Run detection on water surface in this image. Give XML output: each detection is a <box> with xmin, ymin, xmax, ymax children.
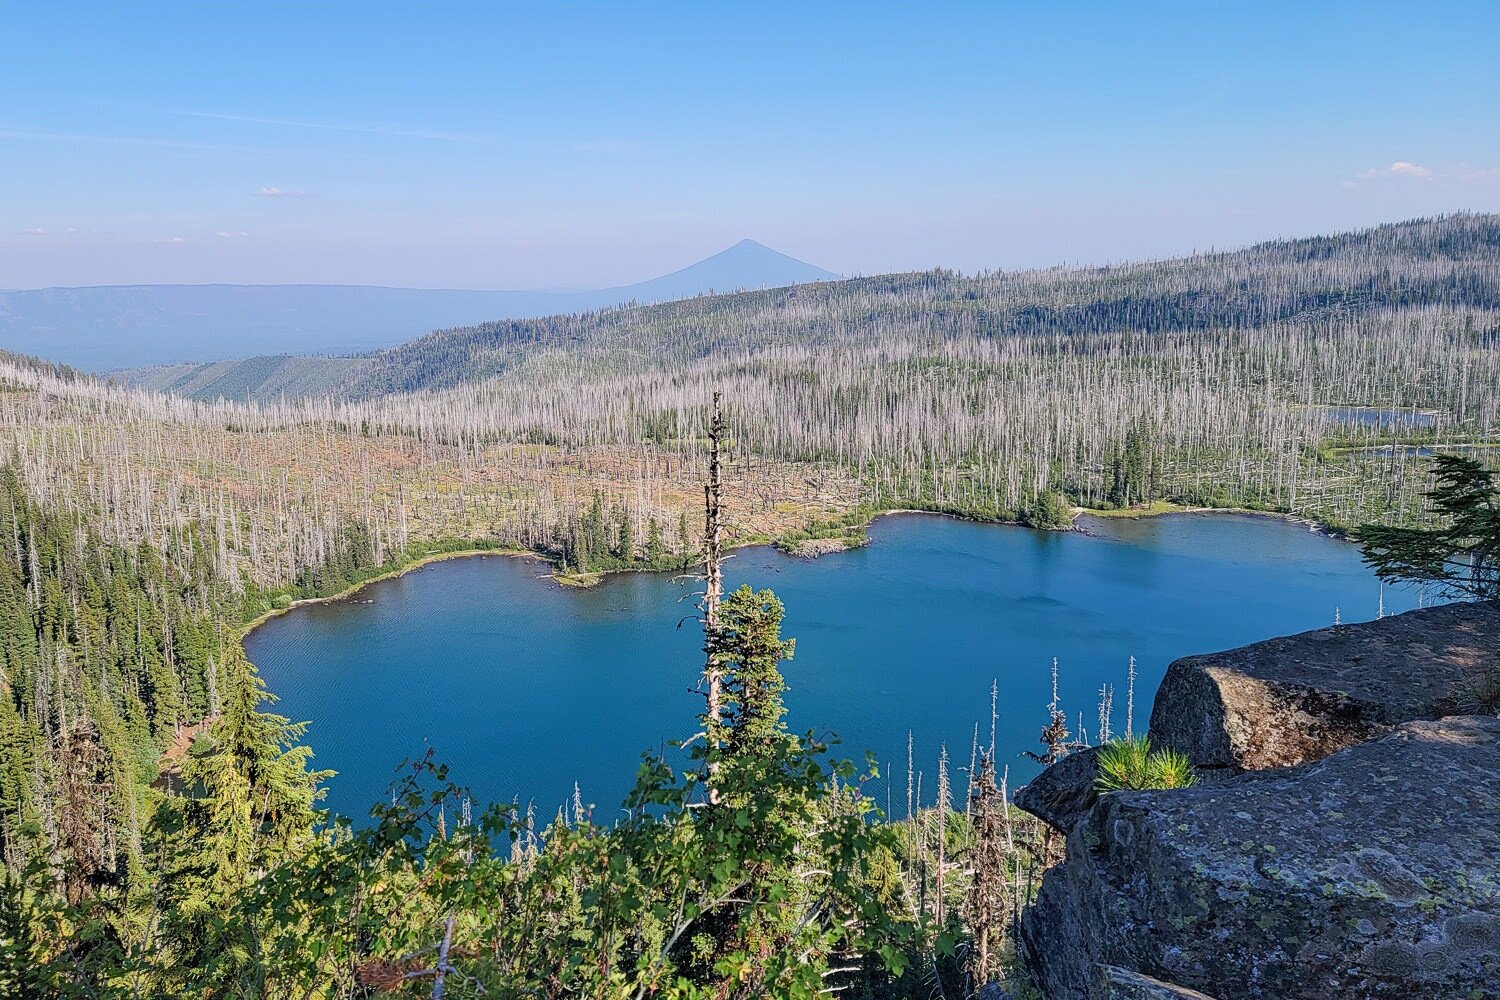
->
<box><xmin>1318</xmin><ymin>405</ymin><xmax>1438</xmax><ymax>428</ymax></box>
<box><xmin>248</xmin><ymin>513</ymin><xmax>1416</xmax><ymax>819</ymax></box>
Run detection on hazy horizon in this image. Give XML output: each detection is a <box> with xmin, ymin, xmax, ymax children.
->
<box><xmin>5</xmin><ymin>2</ymin><xmax>1497</xmax><ymax>291</ymax></box>
<box><xmin>0</xmin><ymin>237</ymin><xmax>831</xmax><ymax>294</ymax></box>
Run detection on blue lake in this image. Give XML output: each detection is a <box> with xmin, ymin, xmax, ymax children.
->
<box><xmin>1318</xmin><ymin>405</ymin><xmax>1438</xmax><ymax>428</ymax></box>
<box><xmin>247</xmin><ymin>513</ymin><xmax>1418</xmax><ymax>819</ymax></box>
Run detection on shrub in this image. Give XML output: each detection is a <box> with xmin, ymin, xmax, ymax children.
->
<box><xmin>1095</xmin><ymin>736</ymin><xmax>1198</xmax><ymax>792</ymax></box>
<box><xmin>1458</xmin><ymin>667</ymin><xmax>1500</xmax><ymax>716</ymax></box>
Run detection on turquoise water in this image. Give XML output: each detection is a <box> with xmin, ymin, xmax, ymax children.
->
<box><xmin>247</xmin><ymin>513</ymin><xmax>1416</xmax><ymax>819</ymax></box>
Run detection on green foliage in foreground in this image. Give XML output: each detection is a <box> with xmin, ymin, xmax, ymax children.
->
<box><xmin>5</xmin><ymin>584</ymin><xmax>947</xmax><ymax>998</ymax></box>
<box><xmin>1094</xmin><ymin>736</ymin><xmax>1198</xmax><ymax>793</ymax></box>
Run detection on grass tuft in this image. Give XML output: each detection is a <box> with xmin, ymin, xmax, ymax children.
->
<box><xmin>1095</xmin><ymin>736</ymin><xmax>1199</xmax><ymax>792</ymax></box>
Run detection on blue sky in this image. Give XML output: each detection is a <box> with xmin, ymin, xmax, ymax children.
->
<box><xmin>3</xmin><ymin>1</ymin><xmax>1497</xmax><ymax>289</ymax></box>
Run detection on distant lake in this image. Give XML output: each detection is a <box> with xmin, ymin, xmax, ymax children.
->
<box><xmin>247</xmin><ymin>513</ymin><xmax>1418</xmax><ymax>820</ymax></box>
<box><xmin>1318</xmin><ymin>405</ymin><xmax>1438</xmax><ymax>428</ymax></box>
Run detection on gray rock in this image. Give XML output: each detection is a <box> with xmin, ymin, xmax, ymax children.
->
<box><xmin>1015</xmin><ymin>746</ymin><xmax>1103</xmax><ymax>834</ymax></box>
<box><xmin>1094</xmin><ymin>966</ymin><xmax>1219</xmax><ymax>999</ymax></box>
<box><xmin>1149</xmin><ymin>601</ymin><xmax>1500</xmax><ymax>772</ymax></box>
<box><xmin>1019</xmin><ymin>716</ymin><xmax>1500</xmax><ymax>999</ymax></box>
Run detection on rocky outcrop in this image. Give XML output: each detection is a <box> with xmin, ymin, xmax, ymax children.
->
<box><xmin>1014</xmin><ymin>746</ymin><xmax>1104</xmax><ymax>834</ymax></box>
<box><xmin>1020</xmin><ymin>716</ymin><xmax>1500</xmax><ymax>999</ymax></box>
<box><xmin>1017</xmin><ymin>603</ymin><xmax>1500</xmax><ymax>838</ymax></box>
<box><xmin>1149</xmin><ymin>601</ymin><xmax>1500</xmax><ymax>772</ymax></box>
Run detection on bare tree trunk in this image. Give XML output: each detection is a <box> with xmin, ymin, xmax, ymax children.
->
<box><xmin>430</xmin><ymin>914</ymin><xmax>455</xmax><ymax>999</ymax></box>
<box><xmin>703</xmin><ymin>391</ymin><xmax>726</xmax><ymax>802</ymax></box>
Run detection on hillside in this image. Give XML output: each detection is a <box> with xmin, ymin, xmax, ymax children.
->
<box><xmin>114</xmin><ymin>214</ymin><xmax>1500</xmax><ymax>405</ymax></box>
<box><xmin>79</xmin><ymin>214</ymin><xmax>1500</xmax><ymax>538</ymax></box>
<box><xmin>1</xmin><ymin>239</ymin><xmax>835</xmax><ymax>372</ymax></box>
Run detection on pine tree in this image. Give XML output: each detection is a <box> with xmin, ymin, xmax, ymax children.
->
<box><xmin>614</xmin><ymin>510</ymin><xmax>634</xmax><ymax>564</ymax></box>
<box><xmin>1360</xmin><ymin>454</ymin><xmax>1500</xmax><ymax>599</ymax></box>
<box><xmin>0</xmin><ymin>869</ymin><xmax>53</xmax><ymax>999</ymax></box>
<box><xmin>677</xmin><ymin>511</ymin><xmax>692</xmax><ymax>569</ymax></box>
<box><xmin>645</xmin><ymin>516</ymin><xmax>664</xmax><ymax>565</ymax></box>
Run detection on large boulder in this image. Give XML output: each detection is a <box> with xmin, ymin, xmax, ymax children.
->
<box><xmin>1149</xmin><ymin>601</ymin><xmax>1500</xmax><ymax>772</ymax></box>
<box><xmin>1014</xmin><ymin>746</ymin><xmax>1104</xmax><ymax>834</ymax></box>
<box><xmin>1019</xmin><ymin>716</ymin><xmax>1500</xmax><ymax>999</ymax></box>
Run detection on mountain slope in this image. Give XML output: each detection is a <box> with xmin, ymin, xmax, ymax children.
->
<box><xmin>304</xmin><ymin>214</ymin><xmax>1500</xmax><ymax>402</ymax></box>
<box><xmin>0</xmin><ymin>241</ymin><xmax>835</xmax><ymax>372</ymax></box>
<box><xmin>117</xmin><ymin>214</ymin><xmax>1500</xmax><ymax>404</ymax></box>
<box><xmin>614</xmin><ymin>239</ymin><xmax>835</xmax><ymax>302</ymax></box>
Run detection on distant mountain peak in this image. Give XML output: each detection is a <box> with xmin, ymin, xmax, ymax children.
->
<box><xmin>627</xmin><ymin>240</ymin><xmax>836</xmax><ymax>298</ymax></box>
<box><xmin>716</xmin><ymin>237</ymin><xmax>814</xmax><ymax>259</ymax></box>
<box><xmin>0</xmin><ymin>239</ymin><xmax>840</xmax><ymax>371</ymax></box>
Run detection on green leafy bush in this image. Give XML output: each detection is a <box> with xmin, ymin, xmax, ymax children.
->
<box><xmin>1019</xmin><ymin>490</ymin><xmax>1075</xmax><ymax>530</ymax></box>
<box><xmin>1094</xmin><ymin>736</ymin><xmax>1198</xmax><ymax>792</ymax></box>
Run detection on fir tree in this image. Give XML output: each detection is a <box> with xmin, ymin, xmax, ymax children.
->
<box><xmin>152</xmin><ymin>644</ymin><xmax>326</xmax><ymax>992</ymax></box>
<box><xmin>710</xmin><ymin>585</ymin><xmax>796</xmax><ymax>762</ymax></box>
<box><xmin>1359</xmin><ymin>454</ymin><xmax>1500</xmax><ymax>599</ymax></box>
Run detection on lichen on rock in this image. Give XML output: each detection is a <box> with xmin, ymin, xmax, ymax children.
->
<box><xmin>1019</xmin><ymin>715</ymin><xmax>1500</xmax><ymax>999</ymax></box>
<box><xmin>1148</xmin><ymin>601</ymin><xmax>1500</xmax><ymax>773</ymax></box>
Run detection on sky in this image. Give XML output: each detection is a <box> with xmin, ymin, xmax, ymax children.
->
<box><xmin>2</xmin><ymin>1</ymin><xmax>1498</xmax><ymax>290</ymax></box>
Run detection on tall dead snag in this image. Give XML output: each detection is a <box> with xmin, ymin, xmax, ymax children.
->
<box><xmin>701</xmin><ymin>391</ymin><xmax>726</xmax><ymax>799</ymax></box>
<box><xmin>966</xmin><ymin>750</ymin><xmax>1008</xmax><ymax>992</ymax></box>
<box><xmin>1024</xmin><ymin>657</ymin><xmax>1071</xmax><ymax>766</ymax></box>
<box><xmin>934</xmin><ymin>745</ymin><xmax>950</xmax><ymax>927</ymax></box>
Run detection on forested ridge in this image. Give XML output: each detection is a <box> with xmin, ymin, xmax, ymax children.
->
<box><xmin>0</xmin><ymin>214</ymin><xmax>1496</xmax><ymax>994</ymax></box>
<box><xmin>105</xmin><ymin>213</ymin><xmax>1500</xmax><ymax>534</ymax></box>
<box><xmin>345</xmin><ymin>213</ymin><xmax>1500</xmax><ymax>397</ymax></box>
<box><xmin>0</xmin><ymin>464</ymin><xmax>232</xmax><ymax>873</ymax></box>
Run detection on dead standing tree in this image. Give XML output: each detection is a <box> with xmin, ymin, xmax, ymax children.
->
<box><xmin>966</xmin><ymin>749</ymin><xmax>1009</xmax><ymax>993</ymax></box>
<box><xmin>1023</xmin><ymin>658</ymin><xmax>1073</xmax><ymax>766</ymax></box>
<box><xmin>701</xmin><ymin>391</ymin><xmax>727</xmax><ymax>802</ymax></box>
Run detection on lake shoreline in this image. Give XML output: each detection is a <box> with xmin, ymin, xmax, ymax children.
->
<box><xmin>241</xmin><ymin>504</ymin><xmax>1353</xmax><ymax>640</ymax></box>
<box><xmin>248</xmin><ymin>504</ymin><xmax>1407</xmax><ymax>820</ymax></box>
<box><xmin>1071</xmin><ymin>504</ymin><xmax>1345</xmax><ymax>538</ymax></box>
<box><xmin>239</xmin><ymin>548</ymin><xmax>541</xmax><ymax>637</ymax></box>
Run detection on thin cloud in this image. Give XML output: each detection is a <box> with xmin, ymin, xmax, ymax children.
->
<box><xmin>1358</xmin><ymin>161</ymin><xmax>1434</xmax><ymax>181</ymax></box>
<box><xmin>254</xmin><ymin>186</ymin><xmax>317</xmax><ymax>199</ymax></box>
<box><xmin>1343</xmin><ymin>160</ymin><xmax>1497</xmax><ymax>188</ymax></box>
<box><xmin>216</xmin><ymin>230</ymin><xmax>250</xmax><ymax>238</ymax></box>
<box><xmin>1455</xmin><ymin>163</ymin><xmax>1500</xmax><ymax>182</ymax></box>
<box><xmin>0</xmin><ymin>126</ymin><xmax>277</xmax><ymax>154</ymax></box>
<box><xmin>170</xmin><ymin>109</ymin><xmax>485</xmax><ymax>142</ymax></box>
<box><xmin>20</xmin><ymin>227</ymin><xmax>44</xmax><ymax>236</ymax></box>
<box><xmin>157</xmin><ymin>236</ymin><xmax>187</xmax><ymax>244</ymax></box>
